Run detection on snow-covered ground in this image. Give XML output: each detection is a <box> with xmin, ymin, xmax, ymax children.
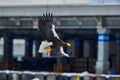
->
<box><xmin>0</xmin><ymin>70</ymin><xmax>120</xmax><ymax>80</ymax></box>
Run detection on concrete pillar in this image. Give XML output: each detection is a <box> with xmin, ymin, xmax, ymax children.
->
<box><xmin>3</xmin><ymin>35</ymin><xmax>13</xmax><ymax>69</ymax></box>
<box><xmin>116</xmin><ymin>33</ymin><xmax>120</xmax><ymax>73</ymax></box>
<box><xmin>77</xmin><ymin>39</ymin><xmax>84</xmax><ymax>58</ymax></box>
<box><xmin>35</xmin><ymin>40</ymin><xmax>41</xmax><ymax>58</ymax></box>
<box><xmin>24</xmin><ymin>38</ymin><xmax>33</xmax><ymax>60</ymax></box>
<box><xmin>33</xmin><ymin>18</ymin><xmax>38</xmax><ymax>28</ymax></box>
<box><xmin>35</xmin><ymin>40</ymin><xmax>41</xmax><ymax>53</ymax></box>
<box><xmin>56</xmin><ymin>57</ymin><xmax>69</xmax><ymax>72</ymax></box>
<box><xmin>83</xmin><ymin>40</ymin><xmax>89</xmax><ymax>58</ymax></box>
<box><xmin>56</xmin><ymin>57</ymin><xmax>62</xmax><ymax>72</ymax></box>
<box><xmin>72</xmin><ymin>39</ymin><xmax>83</xmax><ymax>57</ymax></box>
<box><xmin>88</xmin><ymin>40</ymin><xmax>97</xmax><ymax>58</ymax></box>
<box><xmin>96</xmin><ymin>28</ymin><xmax>110</xmax><ymax>74</ymax></box>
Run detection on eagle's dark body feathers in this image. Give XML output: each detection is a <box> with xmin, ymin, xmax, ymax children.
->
<box><xmin>38</xmin><ymin>13</ymin><xmax>69</xmax><ymax>57</ymax></box>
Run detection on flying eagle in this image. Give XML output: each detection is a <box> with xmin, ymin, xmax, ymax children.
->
<box><xmin>38</xmin><ymin>13</ymin><xmax>71</xmax><ymax>57</ymax></box>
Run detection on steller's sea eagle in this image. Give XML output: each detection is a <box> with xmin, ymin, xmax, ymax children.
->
<box><xmin>38</xmin><ymin>13</ymin><xmax>71</xmax><ymax>57</ymax></box>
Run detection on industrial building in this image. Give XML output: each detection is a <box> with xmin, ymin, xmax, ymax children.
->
<box><xmin>0</xmin><ymin>0</ymin><xmax>120</xmax><ymax>74</ymax></box>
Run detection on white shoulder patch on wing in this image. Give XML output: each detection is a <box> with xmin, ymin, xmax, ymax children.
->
<box><xmin>52</xmin><ymin>25</ymin><xmax>60</xmax><ymax>38</ymax></box>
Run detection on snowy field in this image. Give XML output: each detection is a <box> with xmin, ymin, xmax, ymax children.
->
<box><xmin>0</xmin><ymin>70</ymin><xmax>120</xmax><ymax>80</ymax></box>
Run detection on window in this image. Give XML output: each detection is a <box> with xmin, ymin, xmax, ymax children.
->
<box><xmin>19</xmin><ymin>20</ymin><xmax>33</xmax><ymax>27</ymax></box>
<box><xmin>105</xmin><ymin>17</ymin><xmax>120</xmax><ymax>26</ymax></box>
<box><xmin>13</xmin><ymin>39</ymin><xmax>25</xmax><ymax>57</ymax></box>
<box><xmin>81</xmin><ymin>17</ymin><xmax>97</xmax><ymax>26</ymax></box>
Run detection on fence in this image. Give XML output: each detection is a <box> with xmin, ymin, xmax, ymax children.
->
<box><xmin>0</xmin><ymin>70</ymin><xmax>120</xmax><ymax>80</ymax></box>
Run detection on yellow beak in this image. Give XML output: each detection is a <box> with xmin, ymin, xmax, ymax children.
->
<box><xmin>66</xmin><ymin>43</ymin><xmax>71</xmax><ymax>47</ymax></box>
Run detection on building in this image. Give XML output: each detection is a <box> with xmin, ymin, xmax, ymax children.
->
<box><xmin>0</xmin><ymin>0</ymin><xmax>120</xmax><ymax>73</ymax></box>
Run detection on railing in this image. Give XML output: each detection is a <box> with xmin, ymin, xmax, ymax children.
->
<box><xmin>0</xmin><ymin>70</ymin><xmax>120</xmax><ymax>80</ymax></box>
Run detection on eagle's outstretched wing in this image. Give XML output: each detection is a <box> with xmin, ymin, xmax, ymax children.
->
<box><xmin>38</xmin><ymin>13</ymin><xmax>54</xmax><ymax>40</ymax></box>
<box><xmin>38</xmin><ymin>13</ymin><xmax>71</xmax><ymax>57</ymax></box>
